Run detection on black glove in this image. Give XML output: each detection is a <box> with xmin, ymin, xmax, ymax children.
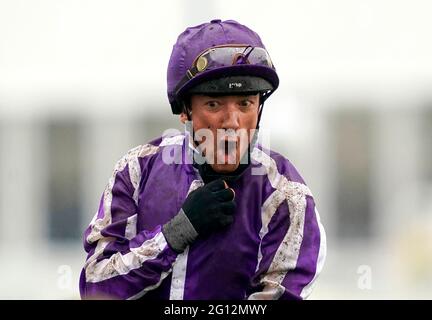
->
<box><xmin>162</xmin><ymin>179</ymin><xmax>236</xmax><ymax>253</ymax></box>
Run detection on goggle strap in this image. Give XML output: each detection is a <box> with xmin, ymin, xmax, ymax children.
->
<box><xmin>174</xmin><ymin>46</ymin><xmax>273</xmax><ymax>96</ymax></box>
<box><xmin>256</xmin><ymin>100</ymin><xmax>265</xmax><ymax>130</ymax></box>
<box><xmin>175</xmin><ymin>65</ymin><xmax>200</xmax><ymax>95</ymax></box>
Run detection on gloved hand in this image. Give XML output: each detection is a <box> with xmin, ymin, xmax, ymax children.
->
<box><xmin>162</xmin><ymin>179</ymin><xmax>236</xmax><ymax>253</ymax></box>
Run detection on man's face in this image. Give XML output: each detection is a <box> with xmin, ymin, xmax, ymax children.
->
<box><xmin>181</xmin><ymin>94</ymin><xmax>260</xmax><ymax>173</ymax></box>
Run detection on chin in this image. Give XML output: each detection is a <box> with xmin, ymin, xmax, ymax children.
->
<box><xmin>210</xmin><ymin>163</ymin><xmax>240</xmax><ymax>174</ymax></box>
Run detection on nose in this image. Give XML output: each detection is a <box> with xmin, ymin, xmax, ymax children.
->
<box><xmin>221</xmin><ymin>104</ymin><xmax>240</xmax><ymax>130</ymax></box>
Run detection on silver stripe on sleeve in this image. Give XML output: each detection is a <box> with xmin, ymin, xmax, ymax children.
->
<box><xmin>255</xmin><ymin>190</ymin><xmax>286</xmax><ymax>271</ymax></box>
<box><xmin>129</xmin><ymin>156</ymin><xmax>141</xmax><ymax>205</ymax></box>
<box><xmin>250</xmin><ymin>148</ymin><xmax>313</xmax><ymax>300</ymax></box>
<box><xmin>300</xmin><ymin>207</ymin><xmax>327</xmax><ymax>299</ymax></box>
<box><xmin>84</xmin><ymin>136</ymin><xmax>186</xmax><ymax>280</ymax></box>
<box><xmin>169</xmin><ymin>247</ymin><xmax>190</xmax><ymax>300</ymax></box>
<box><xmin>86</xmin><ymin>139</ymin><xmax>183</xmax><ymax>245</ymax></box>
<box><xmin>169</xmin><ymin>179</ymin><xmax>203</xmax><ymax>300</ymax></box>
<box><xmin>86</xmin><ymin>144</ymin><xmax>157</xmax><ymax>245</ymax></box>
<box><xmin>86</xmin><ymin>232</ymin><xmax>168</xmax><ymax>283</ymax></box>
<box><xmin>159</xmin><ymin>134</ymin><xmax>185</xmax><ymax>146</ymax></box>
<box><xmin>125</xmin><ymin>214</ymin><xmax>138</xmax><ymax>240</ymax></box>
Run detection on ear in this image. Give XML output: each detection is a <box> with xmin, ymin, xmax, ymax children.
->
<box><xmin>180</xmin><ymin>112</ymin><xmax>188</xmax><ymax>124</ymax></box>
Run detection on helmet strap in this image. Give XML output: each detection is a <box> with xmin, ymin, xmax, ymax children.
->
<box><xmin>182</xmin><ymin>101</ymin><xmax>193</xmax><ymax>121</ymax></box>
<box><xmin>256</xmin><ymin>92</ymin><xmax>267</xmax><ymax>130</ymax></box>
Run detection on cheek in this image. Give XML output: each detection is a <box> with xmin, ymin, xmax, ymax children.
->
<box><xmin>244</xmin><ymin>112</ymin><xmax>259</xmax><ymax>129</ymax></box>
<box><xmin>192</xmin><ymin>120</ymin><xmax>212</xmax><ymax>132</ymax></box>
<box><xmin>191</xmin><ymin>114</ymin><xmax>217</xmax><ymax>145</ymax></box>
<box><xmin>192</xmin><ymin>113</ymin><xmax>216</xmax><ymax>131</ymax></box>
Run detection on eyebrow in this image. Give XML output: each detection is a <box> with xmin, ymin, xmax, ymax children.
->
<box><xmin>201</xmin><ymin>94</ymin><xmax>257</xmax><ymax>99</ymax></box>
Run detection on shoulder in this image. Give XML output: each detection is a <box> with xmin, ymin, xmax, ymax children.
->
<box><xmin>252</xmin><ymin>145</ymin><xmax>306</xmax><ymax>185</ymax></box>
<box><xmin>114</xmin><ymin>134</ymin><xmax>185</xmax><ymax>171</ymax></box>
<box><xmin>126</xmin><ymin>134</ymin><xmax>185</xmax><ymax>159</ymax></box>
<box><xmin>251</xmin><ymin>145</ymin><xmax>313</xmax><ymax>200</ymax></box>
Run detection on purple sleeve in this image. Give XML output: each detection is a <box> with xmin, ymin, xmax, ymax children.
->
<box><xmin>248</xmin><ymin>189</ymin><xmax>327</xmax><ymax>300</ymax></box>
<box><xmin>79</xmin><ymin>158</ymin><xmax>178</xmax><ymax>300</ymax></box>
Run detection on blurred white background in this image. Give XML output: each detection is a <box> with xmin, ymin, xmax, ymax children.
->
<box><xmin>1</xmin><ymin>0</ymin><xmax>431</xmax><ymax>299</ymax></box>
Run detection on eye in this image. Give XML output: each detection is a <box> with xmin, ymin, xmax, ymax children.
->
<box><xmin>239</xmin><ymin>99</ymin><xmax>253</xmax><ymax>108</ymax></box>
<box><xmin>206</xmin><ymin>100</ymin><xmax>220</xmax><ymax>109</ymax></box>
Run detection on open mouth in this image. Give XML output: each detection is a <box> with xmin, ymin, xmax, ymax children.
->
<box><xmin>225</xmin><ymin>139</ymin><xmax>237</xmax><ymax>151</ymax></box>
<box><xmin>217</xmin><ymin>139</ymin><xmax>238</xmax><ymax>164</ymax></box>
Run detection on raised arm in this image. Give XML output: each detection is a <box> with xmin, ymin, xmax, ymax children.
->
<box><xmin>80</xmin><ymin>149</ymin><xmax>179</xmax><ymax>300</ymax></box>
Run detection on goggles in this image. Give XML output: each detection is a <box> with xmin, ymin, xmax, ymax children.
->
<box><xmin>174</xmin><ymin>45</ymin><xmax>274</xmax><ymax>94</ymax></box>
